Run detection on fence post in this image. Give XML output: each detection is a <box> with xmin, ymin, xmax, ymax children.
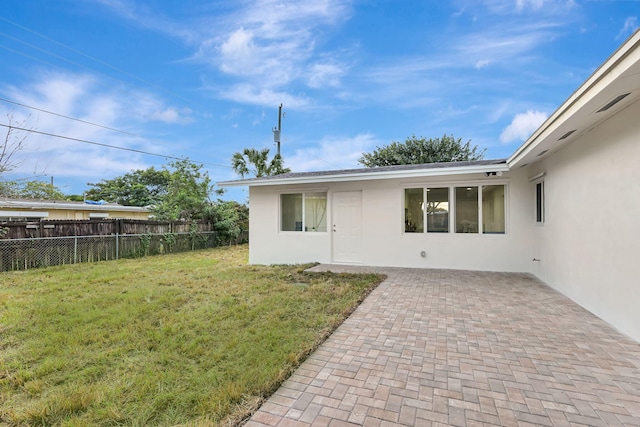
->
<box><xmin>74</xmin><ymin>236</ymin><xmax>78</xmax><ymax>264</ymax></box>
<box><xmin>115</xmin><ymin>219</ymin><xmax>122</xmax><ymax>260</ymax></box>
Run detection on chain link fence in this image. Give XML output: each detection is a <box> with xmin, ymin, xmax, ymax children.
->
<box><xmin>0</xmin><ymin>231</ymin><xmax>248</xmax><ymax>272</ymax></box>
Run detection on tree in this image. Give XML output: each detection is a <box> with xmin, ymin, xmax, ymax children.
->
<box><xmin>0</xmin><ymin>179</ymin><xmax>66</xmax><ymax>200</ymax></box>
<box><xmin>85</xmin><ymin>167</ymin><xmax>170</xmax><ymax>206</ymax></box>
<box><xmin>358</xmin><ymin>134</ymin><xmax>486</xmax><ymax>167</ymax></box>
<box><xmin>85</xmin><ymin>159</ymin><xmax>224</xmax><ymax>221</ymax></box>
<box><xmin>207</xmin><ymin>200</ymin><xmax>249</xmax><ymax>245</ymax></box>
<box><xmin>231</xmin><ymin>148</ymin><xmax>291</xmax><ymax>178</ymax></box>
<box><xmin>152</xmin><ymin>159</ymin><xmax>222</xmax><ymax>221</ymax></box>
<box><xmin>0</xmin><ymin>114</ymin><xmax>34</xmax><ymax>176</ymax></box>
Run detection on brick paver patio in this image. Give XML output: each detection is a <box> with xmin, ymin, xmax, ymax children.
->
<box><xmin>244</xmin><ymin>266</ymin><xmax>640</xmax><ymax>426</ymax></box>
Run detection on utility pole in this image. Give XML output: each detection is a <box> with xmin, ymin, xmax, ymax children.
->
<box><xmin>272</xmin><ymin>103</ymin><xmax>283</xmax><ymax>157</ymax></box>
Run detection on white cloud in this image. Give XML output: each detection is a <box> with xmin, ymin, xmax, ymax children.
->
<box><xmin>128</xmin><ymin>91</ymin><xmax>194</xmax><ymax>124</ymax></box>
<box><xmin>515</xmin><ymin>0</ymin><xmax>548</xmax><ymax>12</ymax></box>
<box><xmin>148</xmin><ymin>107</ymin><xmax>194</xmax><ymax>124</ymax></box>
<box><xmin>252</xmin><ymin>110</ymin><xmax>266</xmax><ymax>126</ymax></box>
<box><xmin>219</xmin><ymin>84</ymin><xmax>309</xmax><ymax>108</ymax></box>
<box><xmin>218</xmin><ymin>28</ymin><xmax>262</xmax><ymax>76</ymax></box>
<box><xmin>472</xmin><ymin>0</ymin><xmax>575</xmax><ymax>15</ymax></box>
<box><xmin>307</xmin><ymin>63</ymin><xmax>344</xmax><ymax>88</ymax></box>
<box><xmin>1</xmin><ymin>71</ymin><xmax>187</xmax><ymax>182</ymax></box>
<box><xmin>499</xmin><ymin>110</ymin><xmax>547</xmax><ymax>143</ymax></box>
<box><xmin>286</xmin><ymin>133</ymin><xmax>379</xmax><ymax>172</ymax></box>
<box><xmin>95</xmin><ymin>0</ymin><xmax>197</xmax><ymax>43</ymax></box>
<box><xmin>617</xmin><ymin>16</ymin><xmax>639</xmax><ymax>40</ymax></box>
<box><xmin>454</xmin><ymin>22</ymin><xmax>561</xmax><ymax>67</ymax></box>
<box><xmin>359</xmin><ymin>18</ymin><xmax>562</xmax><ymax>108</ymax></box>
<box><xmin>475</xmin><ymin>59</ymin><xmax>491</xmax><ymax>69</ymax></box>
<box><xmin>193</xmin><ymin>0</ymin><xmax>352</xmax><ymax>93</ymax></box>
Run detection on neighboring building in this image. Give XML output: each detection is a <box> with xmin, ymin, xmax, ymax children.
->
<box><xmin>0</xmin><ymin>198</ymin><xmax>150</xmax><ymax>221</ymax></box>
<box><xmin>219</xmin><ymin>30</ymin><xmax>640</xmax><ymax>341</ymax></box>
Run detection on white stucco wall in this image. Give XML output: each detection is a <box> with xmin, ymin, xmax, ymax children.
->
<box><xmin>249</xmin><ymin>186</ymin><xmax>332</xmax><ymax>265</ymax></box>
<box><xmin>529</xmin><ymin>99</ymin><xmax>640</xmax><ymax>342</ymax></box>
<box><xmin>248</xmin><ymin>170</ymin><xmax>533</xmax><ymax>272</ymax></box>
<box><xmin>247</xmin><ymin>100</ymin><xmax>640</xmax><ymax>343</ymax></box>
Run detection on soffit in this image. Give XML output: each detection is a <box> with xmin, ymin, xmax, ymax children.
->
<box><xmin>509</xmin><ymin>30</ymin><xmax>640</xmax><ymax>168</ymax></box>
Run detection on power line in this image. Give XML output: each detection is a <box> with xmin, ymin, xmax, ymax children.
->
<box><xmin>0</xmin><ymin>41</ymin><xmax>195</xmax><ymax>137</ymax></box>
<box><xmin>0</xmin><ymin>123</ymin><xmax>233</xmax><ymax>169</ymax></box>
<box><xmin>0</xmin><ymin>39</ymin><xmax>194</xmax><ymax>125</ymax></box>
<box><xmin>0</xmin><ymin>45</ymin><xmax>187</xmax><ymax>152</ymax></box>
<box><xmin>0</xmin><ymin>42</ymin><xmax>64</xmax><ymax>70</ymax></box>
<box><xmin>0</xmin><ymin>16</ymin><xmax>201</xmax><ymax>109</ymax></box>
<box><xmin>0</xmin><ymin>30</ymin><xmax>92</xmax><ymax>73</ymax></box>
<box><xmin>0</xmin><ymin>96</ymin><xmax>170</xmax><ymax>145</ymax></box>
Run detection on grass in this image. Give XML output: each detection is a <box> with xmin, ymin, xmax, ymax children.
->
<box><xmin>0</xmin><ymin>244</ymin><xmax>383</xmax><ymax>426</ymax></box>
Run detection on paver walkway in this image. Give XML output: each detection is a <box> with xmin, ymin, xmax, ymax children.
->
<box><xmin>244</xmin><ymin>266</ymin><xmax>640</xmax><ymax>426</ymax></box>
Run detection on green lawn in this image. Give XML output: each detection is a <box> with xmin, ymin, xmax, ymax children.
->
<box><xmin>0</xmin><ymin>245</ymin><xmax>383</xmax><ymax>426</ymax></box>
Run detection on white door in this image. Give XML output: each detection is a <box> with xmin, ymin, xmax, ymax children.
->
<box><xmin>332</xmin><ymin>191</ymin><xmax>363</xmax><ymax>264</ymax></box>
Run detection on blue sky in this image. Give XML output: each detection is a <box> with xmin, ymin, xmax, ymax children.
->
<box><xmin>0</xmin><ymin>0</ymin><xmax>638</xmax><ymax>202</ymax></box>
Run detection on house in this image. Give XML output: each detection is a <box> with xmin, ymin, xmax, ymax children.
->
<box><xmin>0</xmin><ymin>198</ymin><xmax>150</xmax><ymax>221</ymax></box>
<box><xmin>219</xmin><ymin>30</ymin><xmax>640</xmax><ymax>342</ymax></box>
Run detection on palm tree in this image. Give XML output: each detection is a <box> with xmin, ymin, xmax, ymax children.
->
<box><xmin>231</xmin><ymin>148</ymin><xmax>291</xmax><ymax>178</ymax></box>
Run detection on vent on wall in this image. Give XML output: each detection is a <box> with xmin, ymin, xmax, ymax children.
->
<box><xmin>597</xmin><ymin>93</ymin><xmax>630</xmax><ymax>112</ymax></box>
<box><xmin>537</xmin><ymin>150</ymin><xmax>549</xmax><ymax>157</ymax></box>
<box><xmin>558</xmin><ymin>130</ymin><xmax>576</xmax><ymax>140</ymax></box>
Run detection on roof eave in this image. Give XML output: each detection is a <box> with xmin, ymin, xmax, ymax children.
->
<box><xmin>0</xmin><ymin>200</ymin><xmax>149</xmax><ymax>212</ymax></box>
<box><xmin>218</xmin><ymin>162</ymin><xmax>510</xmax><ymax>187</ymax></box>
<box><xmin>508</xmin><ymin>28</ymin><xmax>640</xmax><ymax>168</ymax></box>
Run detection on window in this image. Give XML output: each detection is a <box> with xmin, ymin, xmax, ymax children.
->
<box><xmin>304</xmin><ymin>192</ymin><xmax>327</xmax><ymax>232</ymax></box>
<box><xmin>426</xmin><ymin>187</ymin><xmax>449</xmax><ymax>233</ymax></box>
<box><xmin>404</xmin><ymin>184</ymin><xmax>506</xmax><ymax>235</ymax></box>
<box><xmin>281</xmin><ymin>193</ymin><xmax>302</xmax><ymax>231</ymax></box>
<box><xmin>281</xmin><ymin>192</ymin><xmax>327</xmax><ymax>232</ymax></box>
<box><xmin>404</xmin><ymin>188</ymin><xmax>424</xmax><ymax>232</ymax></box>
<box><xmin>455</xmin><ymin>187</ymin><xmax>479</xmax><ymax>233</ymax></box>
<box><xmin>535</xmin><ymin>181</ymin><xmax>544</xmax><ymax>223</ymax></box>
<box><xmin>482</xmin><ymin>185</ymin><xmax>505</xmax><ymax>234</ymax></box>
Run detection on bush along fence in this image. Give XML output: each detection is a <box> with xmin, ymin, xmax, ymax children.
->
<box><xmin>0</xmin><ymin>224</ymin><xmax>248</xmax><ymax>272</ymax></box>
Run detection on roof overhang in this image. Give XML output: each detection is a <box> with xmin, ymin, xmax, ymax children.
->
<box><xmin>0</xmin><ymin>199</ymin><xmax>150</xmax><ymax>212</ymax></box>
<box><xmin>218</xmin><ymin>161</ymin><xmax>509</xmax><ymax>188</ymax></box>
<box><xmin>508</xmin><ymin>29</ymin><xmax>640</xmax><ymax>168</ymax></box>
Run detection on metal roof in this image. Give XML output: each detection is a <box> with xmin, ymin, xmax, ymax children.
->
<box><xmin>0</xmin><ymin>198</ymin><xmax>150</xmax><ymax>212</ymax></box>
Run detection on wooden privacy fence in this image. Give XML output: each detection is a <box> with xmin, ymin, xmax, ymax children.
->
<box><xmin>0</xmin><ymin>230</ymin><xmax>249</xmax><ymax>272</ymax></box>
<box><xmin>0</xmin><ymin>219</ymin><xmax>213</xmax><ymax>239</ymax></box>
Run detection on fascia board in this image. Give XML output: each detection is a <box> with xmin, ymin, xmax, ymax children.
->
<box><xmin>0</xmin><ymin>201</ymin><xmax>148</xmax><ymax>212</ymax></box>
<box><xmin>508</xmin><ymin>29</ymin><xmax>640</xmax><ymax>168</ymax></box>
<box><xmin>218</xmin><ymin>163</ymin><xmax>510</xmax><ymax>187</ymax></box>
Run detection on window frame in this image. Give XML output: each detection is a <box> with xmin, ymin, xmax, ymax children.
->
<box><xmin>455</xmin><ymin>186</ymin><xmax>479</xmax><ymax>233</ymax></box>
<box><xmin>426</xmin><ymin>187</ymin><xmax>450</xmax><ymax>233</ymax></box>
<box><xmin>279</xmin><ymin>190</ymin><xmax>328</xmax><ymax>233</ymax></box>
<box><xmin>402</xmin><ymin>181</ymin><xmax>508</xmax><ymax>236</ymax></box>
<box><xmin>535</xmin><ymin>180</ymin><xmax>545</xmax><ymax>224</ymax></box>
<box><xmin>480</xmin><ymin>184</ymin><xmax>506</xmax><ymax>234</ymax></box>
<box><xmin>404</xmin><ymin>187</ymin><xmax>425</xmax><ymax>233</ymax></box>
